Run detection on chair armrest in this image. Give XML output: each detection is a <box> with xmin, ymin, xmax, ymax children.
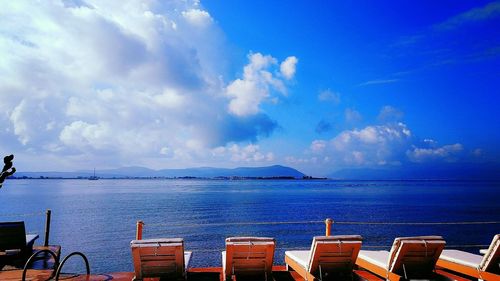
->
<box><xmin>0</xmin><ymin>249</ymin><xmax>22</xmax><ymax>256</ymax></box>
<box><xmin>26</xmin><ymin>234</ymin><xmax>39</xmax><ymax>249</ymax></box>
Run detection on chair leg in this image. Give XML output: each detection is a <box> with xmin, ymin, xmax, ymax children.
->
<box><xmin>319</xmin><ymin>264</ymin><xmax>323</xmax><ymax>281</ymax></box>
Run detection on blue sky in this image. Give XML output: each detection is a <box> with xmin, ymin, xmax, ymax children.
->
<box><xmin>0</xmin><ymin>0</ymin><xmax>499</xmax><ymax>176</ymax></box>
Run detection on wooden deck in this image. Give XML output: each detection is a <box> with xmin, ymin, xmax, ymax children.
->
<box><xmin>0</xmin><ymin>266</ymin><xmax>477</xmax><ymax>281</ymax></box>
<box><xmin>0</xmin><ymin>265</ymin><xmax>388</xmax><ymax>281</ymax></box>
<box><xmin>0</xmin><ymin>245</ymin><xmax>472</xmax><ymax>281</ymax></box>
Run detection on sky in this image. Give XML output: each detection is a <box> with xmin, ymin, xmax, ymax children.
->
<box><xmin>0</xmin><ymin>0</ymin><xmax>499</xmax><ymax>176</ymax></box>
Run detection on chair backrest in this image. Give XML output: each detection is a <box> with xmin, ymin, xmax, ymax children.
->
<box><xmin>387</xmin><ymin>236</ymin><xmax>445</xmax><ymax>278</ymax></box>
<box><xmin>479</xmin><ymin>234</ymin><xmax>500</xmax><ymax>273</ymax></box>
<box><xmin>0</xmin><ymin>221</ymin><xmax>26</xmax><ymax>252</ymax></box>
<box><xmin>224</xmin><ymin>237</ymin><xmax>275</xmax><ymax>277</ymax></box>
<box><xmin>307</xmin><ymin>235</ymin><xmax>363</xmax><ymax>275</ymax></box>
<box><xmin>130</xmin><ymin>238</ymin><xmax>185</xmax><ymax>279</ymax></box>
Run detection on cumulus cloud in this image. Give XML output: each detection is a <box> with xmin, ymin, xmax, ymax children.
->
<box><xmin>407</xmin><ymin>143</ymin><xmax>463</xmax><ymax>163</ymax></box>
<box><xmin>303</xmin><ymin>122</ymin><xmax>466</xmax><ymax>167</ymax></box>
<box><xmin>212</xmin><ymin>144</ymin><xmax>274</xmax><ymax>163</ymax></box>
<box><xmin>280</xmin><ymin>56</ymin><xmax>298</xmax><ymax>79</ymax></box>
<box><xmin>182</xmin><ymin>9</ymin><xmax>213</xmax><ymax>27</ymax></box>
<box><xmin>0</xmin><ymin>0</ymin><xmax>296</xmax><ymax>169</ymax></box>
<box><xmin>378</xmin><ymin>105</ymin><xmax>404</xmax><ymax>122</ymax></box>
<box><xmin>310</xmin><ymin>140</ymin><xmax>327</xmax><ymax>153</ymax></box>
<box><xmin>318</xmin><ymin>89</ymin><xmax>340</xmax><ymax>104</ymax></box>
<box><xmin>323</xmin><ymin>123</ymin><xmax>411</xmax><ymax>166</ymax></box>
<box><xmin>344</xmin><ymin>108</ymin><xmax>362</xmax><ymax>123</ymax></box>
<box><xmin>226</xmin><ymin>53</ymin><xmax>296</xmax><ymax>116</ymax></box>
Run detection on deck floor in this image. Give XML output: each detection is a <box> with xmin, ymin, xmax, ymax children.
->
<box><xmin>0</xmin><ymin>266</ymin><xmax>385</xmax><ymax>281</ymax></box>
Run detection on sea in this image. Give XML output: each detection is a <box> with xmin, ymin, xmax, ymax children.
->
<box><xmin>0</xmin><ymin>179</ymin><xmax>499</xmax><ymax>273</ymax></box>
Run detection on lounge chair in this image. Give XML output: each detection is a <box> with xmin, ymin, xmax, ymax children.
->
<box><xmin>222</xmin><ymin>237</ymin><xmax>275</xmax><ymax>281</ymax></box>
<box><xmin>130</xmin><ymin>238</ymin><xmax>192</xmax><ymax>281</ymax></box>
<box><xmin>0</xmin><ymin>221</ymin><xmax>39</xmax><ymax>259</ymax></box>
<box><xmin>436</xmin><ymin>234</ymin><xmax>499</xmax><ymax>281</ymax></box>
<box><xmin>356</xmin><ymin>236</ymin><xmax>446</xmax><ymax>281</ymax></box>
<box><xmin>285</xmin><ymin>235</ymin><xmax>363</xmax><ymax>281</ymax></box>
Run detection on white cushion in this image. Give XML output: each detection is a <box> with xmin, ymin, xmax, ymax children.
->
<box><xmin>222</xmin><ymin>251</ymin><xmax>226</xmax><ymax>276</ymax></box>
<box><xmin>358</xmin><ymin>250</ymin><xmax>390</xmax><ymax>269</ymax></box>
<box><xmin>184</xmin><ymin>251</ymin><xmax>192</xmax><ymax>270</ymax></box>
<box><xmin>226</xmin><ymin>237</ymin><xmax>274</xmax><ymax>243</ymax></box>
<box><xmin>313</xmin><ymin>235</ymin><xmax>363</xmax><ymax>241</ymax></box>
<box><xmin>285</xmin><ymin>250</ymin><xmax>309</xmax><ymax>269</ymax></box>
<box><xmin>130</xmin><ymin>238</ymin><xmax>183</xmax><ymax>247</ymax></box>
<box><xmin>440</xmin><ymin>249</ymin><xmax>482</xmax><ymax>268</ymax></box>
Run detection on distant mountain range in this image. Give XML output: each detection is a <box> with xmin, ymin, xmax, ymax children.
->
<box><xmin>329</xmin><ymin>162</ymin><xmax>500</xmax><ymax>180</ymax></box>
<box><xmin>12</xmin><ymin>162</ymin><xmax>500</xmax><ymax>180</ymax></box>
<box><xmin>14</xmin><ymin>165</ymin><xmax>306</xmax><ymax>179</ymax></box>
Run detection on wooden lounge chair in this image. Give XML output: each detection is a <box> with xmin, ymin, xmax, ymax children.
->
<box><xmin>222</xmin><ymin>237</ymin><xmax>275</xmax><ymax>281</ymax></box>
<box><xmin>285</xmin><ymin>235</ymin><xmax>363</xmax><ymax>281</ymax></box>
<box><xmin>130</xmin><ymin>238</ymin><xmax>192</xmax><ymax>281</ymax></box>
<box><xmin>356</xmin><ymin>236</ymin><xmax>446</xmax><ymax>281</ymax></box>
<box><xmin>436</xmin><ymin>234</ymin><xmax>499</xmax><ymax>281</ymax></box>
<box><xmin>0</xmin><ymin>221</ymin><xmax>39</xmax><ymax>264</ymax></box>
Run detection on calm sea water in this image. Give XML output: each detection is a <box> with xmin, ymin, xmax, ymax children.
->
<box><xmin>0</xmin><ymin>179</ymin><xmax>499</xmax><ymax>273</ymax></box>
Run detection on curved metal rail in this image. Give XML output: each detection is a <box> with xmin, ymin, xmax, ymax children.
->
<box><xmin>22</xmin><ymin>249</ymin><xmax>59</xmax><ymax>281</ymax></box>
<box><xmin>55</xmin><ymin>251</ymin><xmax>90</xmax><ymax>281</ymax></box>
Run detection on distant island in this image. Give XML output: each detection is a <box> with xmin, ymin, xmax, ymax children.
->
<box><xmin>328</xmin><ymin>162</ymin><xmax>500</xmax><ymax>181</ymax></box>
<box><xmin>11</xmin><ymin>165</ymin><xmax>319</xmax><ymax>180</ymax></box>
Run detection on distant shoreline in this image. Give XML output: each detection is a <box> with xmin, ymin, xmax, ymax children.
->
<box><xmin>6</xmin><ymin>176</ymin><xmax>499</xmax><ymax>182</ymax></box>
<box><xmin>8</xmin><ymin>176</ymin><xmax>326</xmax><ymax>180</ymax></box>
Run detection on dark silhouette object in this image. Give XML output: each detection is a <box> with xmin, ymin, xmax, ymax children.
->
<box><xmin>0</xmin><ymin>154</ymin><xmax>16</xmax><ymax>189</ymax></box>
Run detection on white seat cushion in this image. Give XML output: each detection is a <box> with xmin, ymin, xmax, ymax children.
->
<box><xmin>184</xmin><ymin>251</ymin><xmax>192</xmax><ymax>270</ymax></box>
<box><xmin>226</xmin><ymin>237</ymin><xmax>275</xmax><ymax>243</ymax></box>
<box><xmin>440</xmin><ymin>249</ymin><xmax>482</xmax><ymax>268</ymax></box>
<box><xmin>358</xmin><ymin>250</ymin><xmax>390</xmax><ymax>269</ymax></box>
<box><xmin>285</xmin><ymin>250</ymin><xmax>309</xmax><ymax>269</ymax></box>
<box><xmin>222</xmin><ymin>251</ymin><xmax>226</xmax><ymax>276</ymax></box>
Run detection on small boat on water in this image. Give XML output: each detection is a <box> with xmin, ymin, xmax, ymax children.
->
<box><xmin>88</xmin><ymin>168</ymin><xmax>99</xmax><ymax>180</ymax></box>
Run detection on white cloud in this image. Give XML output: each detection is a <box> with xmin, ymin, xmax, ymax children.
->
<box><xmin>344</xmin><ymin>108</ymin><xmax>362</xmax><ymax>123</ymax></box>
<box><xmin>434</xmin><ymin>2</ymin><xmax>500</xmax><ymax>30</ymax></box>
<box><xmin>285</xmin><ymin>156</ymin><xmax>319</xmax><ymax>165</ymax></box>
<box><xmin>310</xmin><ymin>140</ymin><xmax>327</xmax><ymax>153</ymax></box>
<box><xmin>303</xmin><ymin>122</ymin><xmax>467</xmax><ymax>168</ymax></box>
<box><xmin>226</xmin><ymin>53</ymin><xmax>294</xmax><ymax>116</ymax></box>
<box><xmin>0</xmin><ymin>0</ymin><xmax>296</xmax><ymax>170</ymax></box>
<box><xmin>472</xmin><ymin>148</ymin><xmax>483</xmax><ymax>157</ymax></box>
<box><xmin>358</xmin><ymin>79</ymin><xmax>399</xmax><ymax>86</ymax></box>
<box><xmin>59</xmin><ymin>121</ymin><xmax>113</xmax><ymax>150</ymax></box>
<box><xmin>407</xmin><ymin>143</ymin><xmax>463</xmax><ymax>163</ymax></box>
<box><xmin>280</xmin><ymin>56</ymin><xmax>298</xmax><ymax>79</ymax></box>
<box><xmin>212</xmin><ymin>144</ymin><xmax>274</xmax><ymax>163</ymax></box>
<box><xmin>182</xmin><ymin>9</ymin><xmax>213</xmax><ymax>27</ymax></box>
<box><xmin>322</xmin><ymin>123</ymin><xmax>411</xmax><ymax>165</ymax></box>
<box><xmin>378</xmin><ymin>105</ymin><xmax>404</xmax><ymax>122</ymax></box>
<box><xmin>318</xmin><ymin>89</ymin><xmax>340</xmax><ymax>105</ymax></box>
